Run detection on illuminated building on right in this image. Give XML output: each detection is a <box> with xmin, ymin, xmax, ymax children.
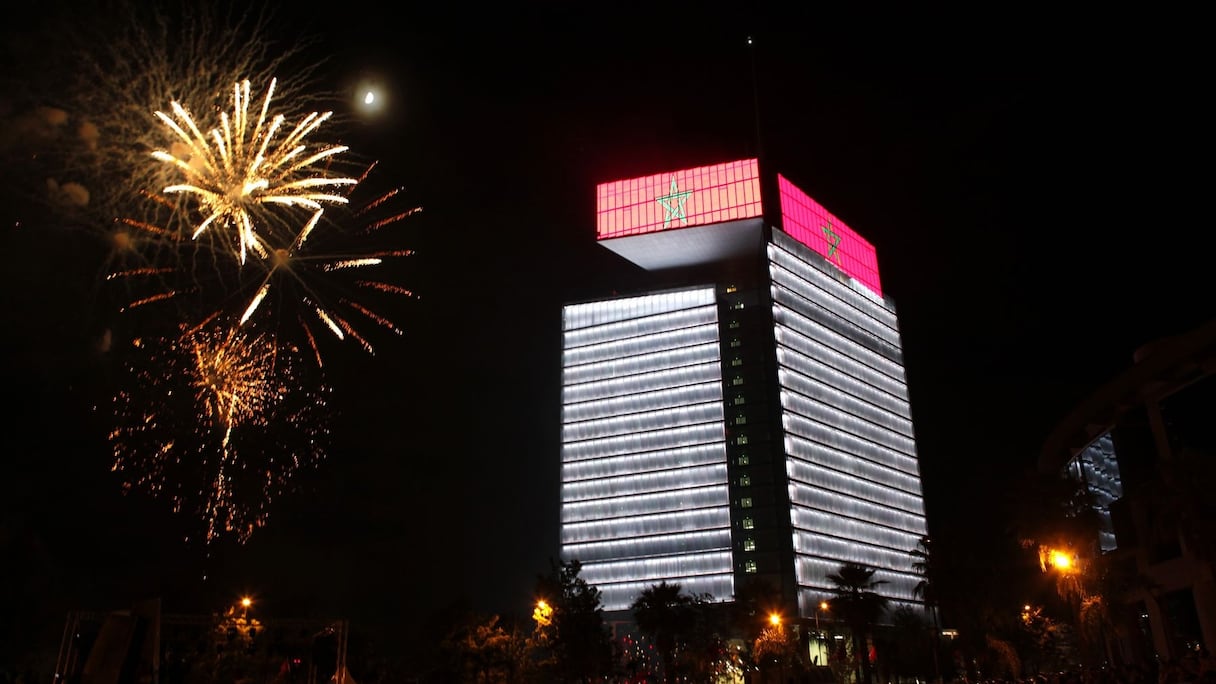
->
<box><xmin>1040</xmin><ymin>319</ymin><xmax>1216</xmax><ymax>662</ymax></box>
<box><xmin>559</xmin><ymin>159</ymin><xmax>929</xmax><ymax>623</ymax></box>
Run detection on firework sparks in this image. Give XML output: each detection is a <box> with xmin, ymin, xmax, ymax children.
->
<box><xmin>110</xmin><ymin>324</ymin><xmax>329</xmax><ymax>543</ymax></box>
<box><xmin>213</xmin><ymin>161</ymin><xmax>422</xmax><ymax>365</ymax></box>
<box><xmin>151</xmin><ymin>78</ymin><xmax>358</xmax><ymax>263</ymax></box>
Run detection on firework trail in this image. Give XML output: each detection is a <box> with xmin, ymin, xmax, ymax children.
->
<box><xmin>109</xmin><ymin>322</ymin><xmax>330</xmax><ymax>543</ymax></box>
<box><xmin>109</xmin><ymin>162</ymin><xmax>422</xmax><ymax>367</ymax></box>
<box><xmin>151</xmin><ymin>78</ymin><xmax>358</xmax><ymax>264</ymax></box>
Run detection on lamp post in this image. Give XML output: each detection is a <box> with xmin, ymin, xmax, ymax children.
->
<box><xmin>767</xmin><ymin>613</ymin><xmax>784</xmax><ymax>684</ymax></box>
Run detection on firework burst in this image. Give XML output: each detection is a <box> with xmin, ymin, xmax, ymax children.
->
<box><xmin>109</xmin><ymin>322</ymin><xmax>330</xmax><ymax>543</ymax></box>
<box><xmin>151</xmin><ymin>78</ymin><xmax>358</xmax><ymax>263</ymax></box>
<box><xmin>0</xmin><ymin>0</ymin><xmax>337</xmax><ymax>231</ymax></box>
<box><xmin>109</xmin><ymin>162</ymin><xmax>422</xmax><ymax>367</ymax></box>
<box><xmin>235</xmin><ymin>168</ymin><xmax>422</xmax><ymax>365</ymax></box>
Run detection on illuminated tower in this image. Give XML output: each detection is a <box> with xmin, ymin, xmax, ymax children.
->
<box><xmin>559</xmin><ymin>158</ymin><xmax>929</xmax><ymax>621</ymax></box>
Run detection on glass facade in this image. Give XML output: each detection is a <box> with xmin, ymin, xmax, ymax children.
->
<box><xmin>1066</xmin><ymin>432</ymin><xmax>1123</xmax><ymax>552</ymax></box>
<box><xmin>770</xmin><ymin>229</ymin><xmax>928</xmax><ymax>615</ymax></box>
<box><xmin>561</xmin><ymin>287</ymin><xmax>734</xmax><ymax>611</ymax></box>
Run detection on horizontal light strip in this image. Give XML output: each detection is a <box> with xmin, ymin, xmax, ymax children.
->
<box><xmin>787</xmin><ymin>503</ymin><xmax>919</xmax><ymax>550</ymax></box>
<box><xmin>781</xmin><ymin>392</ymin><xmax>916</xmax><ymax>454</ymax></box>
<box><xmin>786</xmin><ymin>434</ymin><xmax>923</xmax><ymax>494</ymax></box>
<box><xmin>795</xmin><ymin>557</ymin><xmax>921</xmax><ymax>603</ymax></box>
<box><xmin>565</xmin><ymin>306</ymin><xmax>719</xmax><ymax>353</ymax></box>
<box><xmin>562</xmin><ymin>444</ymin><xmax>726</xmax><ymax>482</ymax></box>
<box><xmin>564</xmin><ymin>363</ymin><xmax>722</xmax><ymax>405</ymax></box>
<box><xmin>790</xmin><ymin>505</ymin><xmax>924</xmax><ymax>552</ymax></box>
<box><xmin>564</xmin><ymin>322</ymin><xmax>720</xmax><ymax>367</ymax></box>
<box><xmin>563</xmin><ymin>465</ymin><xmax>727</xmax><ymax>502</ymax></box>
<box><xmin>770</xmin><ymin>254</ymin><xmax>899</xmax><ymax>340</ymax></box>
<box><xmin>561</xmin><ymin>506</ymin><xmax>732</xmax><ymax>544</ymax></box>
<box><xmin>564</xmin><ymin>401</ymin><xmax>724</xmax><ymax>442</ymax></box>
<box><xmin>563</xmin><ymin>342</ymin><xmax>720</xmax><ymax>386</ymax></box>
<box><xmin>793</xmin><ymin>529</ymin><xmax>926</xmax><ymax>571</ymax></box>
<box><xmin>787</xmin><ymin>457</ymin><xmax>925</xmax><ymax>515</ymax></box>
<box><xmin>772</xmin><ymin>265</ymin><xmax>900</xmax><ymax>348</ymax></box>
<box><xmin>562</xmin><ymin>484</ymin><xmax>730</xmax><ymax>521</ymax></box>
<box><xmin>783</xmin><ymin>413</ymin><xmax>920</xmax><ymax>476</ymax></box>
<box><xmin>780</xmin><ymin>370</ymin><xmax>913</xmax><ymax>436</ymax></box>
<box><xmin>777</xmin><ymin>333</ymin><xmax>907</xmax><ymax>403</ymax></box>
<box><xmin>775</xmin><ymin>306</ymin><xmax>906</xmax><ymax>386</ymax></box>
<box><xmin>770</xmin><ymin>232</ymin><xmax>899</xmax><ymax>328</ymax></box>
<box><xmin>562</xmin><ymin>423</ymin><xmax>725</xmax><ymax>462</ymax></box>
<box><xmin>564</xmin><ymin>382</ymin><xmax>722</xmax><ymax>425</ymax></box>
<box><xmin>563</xmin><ymin>529</ymin><xmax>733</xmax><ymax>563</ymax></box>
<box><xmin>786</xmin><ymin>481</ymin><xmax>925</xmax><ymax>532</ymax></box>
<box><xmin>773</xmin><ymin>286</ymin><xmax>904</xmax><ymax>368</ymax></box>
<box><xmin>563</xmin><ymin>287</ymin><xmax>717</xmax><ymax>331</ymax></box>
<box><xmin>592</xmin><ymin>575</ymin><xmax>735</xmax><ymax>612</ymax></box>
<box><xmin>576</xmin><ymin>552</ymin><xmax>735</xmax><ymax>586</ymax></box>
<box><xmin>779</xmin><ymin>362</ymin><xmax>910</xmax><ymax>420</ymax></box>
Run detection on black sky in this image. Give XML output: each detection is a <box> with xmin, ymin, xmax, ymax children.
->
<box><xmin>3</xmin><ymin>1</ymin><xmax>1210</xmax><ymax>666</ymax></box>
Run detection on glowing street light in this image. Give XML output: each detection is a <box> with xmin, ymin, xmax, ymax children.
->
<box><xmin>533</xmin><ymin>599</ymin><xmax>553</xmax><ymax>630</ymax></box>
<box><xmin>769</xmin><ymin>612</ymin><xmax>782</xmax><ymax>627</ymax></box>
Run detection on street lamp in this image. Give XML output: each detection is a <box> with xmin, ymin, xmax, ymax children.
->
<box><xmin>532</xmin><ymin>599</ymin><xmax>553</xmax><ymax>630</ymax></box>
<box><xmin>240</xmin><ymin>596</ymin><xmax>252</xmax><ymax>619</ymax></box>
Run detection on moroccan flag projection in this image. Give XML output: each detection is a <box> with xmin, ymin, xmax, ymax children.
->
<box><xmin>778</xmin><ymin>174</ymin><xmax>882</xmax><ymax>298</ymax></box>
<box><xmin>596</xmin><ymin>159</ymin><xmax>763</xmax><ymax>239</ymax></box>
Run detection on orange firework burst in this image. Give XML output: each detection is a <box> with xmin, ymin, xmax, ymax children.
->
<box><xmin>109</xmin><ymin>323</ymin><xmax>330</xmax><ymax>543</ymax></box>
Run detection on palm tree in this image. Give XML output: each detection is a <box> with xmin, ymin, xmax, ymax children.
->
<box><xmin>827</xmin><ymin>562</ymin><xmax>890</xmax><ymax>684</ymax></box>
<box><xmin>910</xmin><ymin>536</ymin><xmax>943</xmax><ymax>683</ymax></box>
<box><xmin>630</xmin><ymin>580</ymin><xmax>694</xmax><ymax>682</ymax></box>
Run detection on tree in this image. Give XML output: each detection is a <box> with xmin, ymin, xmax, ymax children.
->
<box><xmin>533</xmin><ymin>558</ymin><xmax>612</xmax><ymax>682</ymax></box>
<box><xmin>631</xmin><ymin>581</ymin><xmax>693</xmax><ymax>682</ymax></box>
<box><xmin>826</xmin><ymin>562</ymin><xmax>890</xmax><ymax>684</ymax></box>
<box><xmin>753</xmin><ymin>615</ymin><xmax>799</xmax><ymax>684</ymax></box>
<box><xmin>910</xmin><ymin>536</ymin><xmax>944</xmax><ymax>683</ymax></box>
<box><xmin>630</xmin><ymin>582</ymin><xmax>725</xmax><ymax>682</ymax></box>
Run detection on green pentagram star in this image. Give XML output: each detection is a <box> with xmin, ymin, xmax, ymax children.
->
<box><xmin>822</xmin><ymin>222</ymin><xmax>842</xmax><ymax>263</ymax></box>
<box><xmin>656</xmin><ymin>177</ymin><xmax>692</xmax><ymax>228</ymax></box>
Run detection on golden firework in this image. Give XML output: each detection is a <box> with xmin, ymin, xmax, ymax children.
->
<box><xmin>151</xmin><ymin>78</ymin><xmax>357</xmax><ymax>263</ymax></box>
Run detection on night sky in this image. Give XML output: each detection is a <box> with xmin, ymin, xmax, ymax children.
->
<box><xmin>2</xmin><ymin>1</ymin><xmax>1209</xmax><ymax>668</ymax></box>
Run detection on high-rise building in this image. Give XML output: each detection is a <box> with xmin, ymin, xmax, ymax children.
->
<box><xmin>559</xmin><ymin>158</ymin><xmax>930</xmax><ymax>622</ymax></box>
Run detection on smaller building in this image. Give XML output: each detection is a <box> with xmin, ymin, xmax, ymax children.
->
<box><xmin>1039</xmin><ymin>318</ymin><xmax>1216</xmax><ymax>664</ymax></box>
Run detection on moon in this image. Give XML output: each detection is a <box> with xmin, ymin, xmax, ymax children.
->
<box><xmin>353</xmin><ymin>76</ymin><xmax>388</xmax><ymax>117</ymax></box>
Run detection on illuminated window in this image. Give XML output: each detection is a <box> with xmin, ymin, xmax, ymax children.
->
<box><xmin>730</xmin><ymin>338</ymin><xmax>742</xmax><ymax>348</ymax></box>
<box><xmin>741</xmin><ymin>497</ymin><xmax>753</xmax><ymax>508</ymax></box>
<box><xmin>739</xmin><ymin>473</ymin><xmax>751</xmax><ymax>487</ymax></box>
<box><xmin>737</xmin><ymin>454</ymin><xmax>750</xmax><ymax>466</ymax></box>
<box><xmin>726</xmin><ymin>285</ymin><xmax>738</xmax><ymax>293</ymax></box>
<box><xmin>745</xmin><ymin>560</ymin><xmax>758</xmax><ymax>573</ymax></box>
<box><xmin>735</xmin><ymin>414</ymin><xmax>747</xmax><ymax>426</ymax></box>
<box><xmin>731</xmin><ymin>302</ymin><xmax>745</xmax><ymax>310</ymax></box>
<box><xmin>744</xmin><ymin>538</ymin><xmax>756</xmax><ymax>551</ymax></box>
<box><xmin>731</xmin><ymin>357</ymin><xmax>743</xmax><ymax>367</ymax></box>
<box><xmin>733</xmin><ymin>394</ymin><xmax>746</xmax><ymax>406</ymax></box>
<box><xmin>742</xmin><ymin>517</ymin><xmax>754</xmax><ymax>530</ymax></box>
<box><xmin>729</xmin><ymin>320</ymin><xmax>740</xmax><ymax>329</ymax></box>
<box><xmin>732</xmin><ymin>376</ymin><xmax>744</xmax><ymax>386</ymax></box>
<box><xmin>736</xmin><ymin>435</ymin><xmax>749</xmax><ymax>445</ymax></box>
